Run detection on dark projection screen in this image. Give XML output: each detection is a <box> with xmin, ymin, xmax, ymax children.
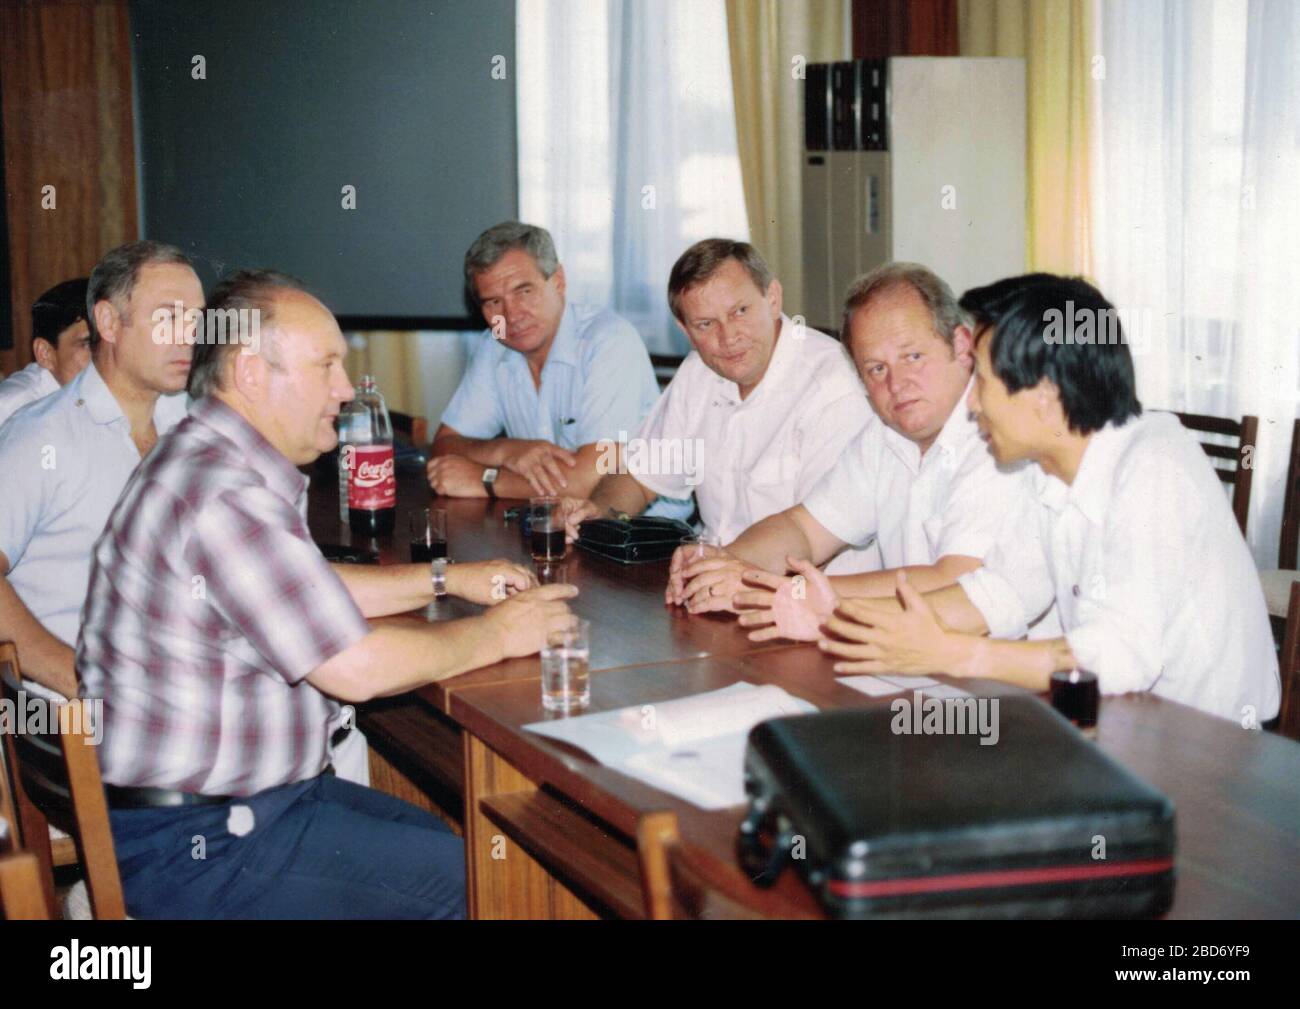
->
<box><xmin>131</xmin><ymin>0</ymin><xmax>517</xmax><ymax>327</ymax></box>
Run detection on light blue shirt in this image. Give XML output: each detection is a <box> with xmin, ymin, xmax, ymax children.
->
<box><xmin>0</xmin><ymin>362</ymin><xmax>188</xmax><ymax>650</ymax></box>
<box><xmin>443</xmin><ymin>301</ymin><xmax>694</xmax><ymax>519</ymax></box>
<box><xmin>442</xmin><ymin>302</ymin><xmax>661</xmax><ymax>451</ymax></box>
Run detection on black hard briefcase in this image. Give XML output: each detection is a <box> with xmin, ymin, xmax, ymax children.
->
<box><xmin>737</xmin><ymin>695</ymin><xmax>1176</xmax><ymax>918</ymax></box>
<box><xmin>576</xmin><ymin>517</ymin><xmax>695</xmax><ymax>564</ymax></box>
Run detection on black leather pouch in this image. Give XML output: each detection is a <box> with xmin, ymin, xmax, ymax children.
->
<box><xmin>576</xmin><ymin>517</ymin><xmax>695</xmax><ymax>564</ymax></box>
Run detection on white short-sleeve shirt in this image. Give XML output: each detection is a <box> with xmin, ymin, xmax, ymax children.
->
<box><xmin>803</xmin><ymin>381</ymin><xmax>1036</xmax><ymax>571</ymax></box>
<box><xmin>957</xmin><ymin>412</ymin><xmax>1280</xmax><ymax>723</ymax></box>
<box><xmin>0</xmin><ymin>362</ymin><xmax>188</xmax><ymax>649</ymax></box>
<box><xmin>441</xmin><ymin>301</ymin><xmax>660</xmax><ymax>451</ymax></box>
<box><xmin>0</xmin><ymin>362</ymin><xmax>60</xmax><ymax>430</ymax></box>
<box><xmin>631</xmin><ymin>316</ymin><xmax>878</xmax><ymax>573</ymax></box>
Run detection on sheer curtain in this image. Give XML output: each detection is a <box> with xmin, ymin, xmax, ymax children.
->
<box><xmin>517</xmin><ymin>0</ymin><xmax>750</xmax><ymax>355</ymax></box>
<box><xmin>726</xmin><ymin>0</ymin><xmax>848</xmax><ymax>312</ymax></box>
<box><xmin>1091</xmin><ymin>0</ymin><xmax>1300</xmax><ymax>567</ymax></box>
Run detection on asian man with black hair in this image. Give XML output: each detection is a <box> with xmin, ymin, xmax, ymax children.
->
<box><xmin>823</xmin><ymin>273</ymin><xmax>1280</xmax><ymax>725</ymax></box>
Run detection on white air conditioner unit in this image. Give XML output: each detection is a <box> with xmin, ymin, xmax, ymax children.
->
<box><xmin>802</xmin><ymin>57</ymin><xmax>1027</xmax><ymax>331</ymax></box>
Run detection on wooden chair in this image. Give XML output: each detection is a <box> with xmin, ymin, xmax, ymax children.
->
<box><xmin>1277</xmin><ymin>581</ymin><xmax>1300</xmax><ymax>742</ymax></box>
<box><xmin>1171</xmin><ymin>411</ymin><xmax>1258</xmax><ymax>536</ymax></box>
<box><xmin>0</xmin><ymin>852</ymin><xmax>50</xmax><ymax>919</ymax></box>
<box><xmin>635</xmin><ymin>811</ymin><xmax>770</xmax><ymax>920</ymax></box>
<box><xmin>389</xmin><ymin>410</ymin><xmax>429</xmax><ymax>451</ymax></box>
<box><xmin>1258</xmin><ymin>419</ymin><xmax>1300</xmax><ymax>634</ymax></box>
<box><xmin>1</xmin><ymin>762</ymin><xmax>49</xmax><ymax>920</ymax></box>
<box><xmin>0</xmin><ymin>643</ymin><xmax>126</xmax><ymax>919</ymax></box>
<box><xmin>650</xmin><ymin>354</ymin><xmax>683</xmax><ymax>391</ymax></box>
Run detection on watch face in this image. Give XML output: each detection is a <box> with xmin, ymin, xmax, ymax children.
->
<box><xmin>484</xmin><ymin>468</ymin><xmax>499</xmax><ymax>482</ymax></box>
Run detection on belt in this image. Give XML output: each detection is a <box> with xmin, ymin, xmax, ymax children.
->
<box><xmin>105</xmin><ymin>784</ymin><xmax>233</xmax><ymax>809</ymax></box>
<box><xmin>105</xmin><ymin>765</ymin><xmax>336</xmax><ymax>810</ymax></box>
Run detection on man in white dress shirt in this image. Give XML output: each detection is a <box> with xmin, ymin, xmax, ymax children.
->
<box><xmin>0</xmin><ymin>278</ymin><xmax>91</xmax><ymax>429</ymax></box>
<box><xmin>823</xmin><ymin>273</ymin><xmax>1280</xmax><ymax>725</ymax></box>
<box><xmin>561</xmin><ymin>238</ymin><xmax>879</xmax><ymax>603</ymax></box>
<box><xmin>0</xmin><ymin>242</ymin><xmax>198</xmax><ymax>698</ymax></box>
<box><xmin>683</xmin><ymin>263</ymin><xmax>1039</xmax><ymax>630</ymax></box>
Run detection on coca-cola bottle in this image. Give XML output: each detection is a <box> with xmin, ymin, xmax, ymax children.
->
<box><xmin>342</xmin><ymin>375</ymin><xmax>396</xmax><ymax>537</ymax></box>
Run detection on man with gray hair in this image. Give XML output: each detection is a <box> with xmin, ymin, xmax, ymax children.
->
<box><xmin>688</xmin><ymin>262</ymin><xmax>1046</xmax><ymax>642</ymax></box>
<box><xmin>427</xmin><ymin>220</ymin><xmax>674</xmax><ymax>506</ymax></box>
<box><xmin>0</xmin><ymin>240</ymin><xmax>197</xmax><ymax>698</ymax></box>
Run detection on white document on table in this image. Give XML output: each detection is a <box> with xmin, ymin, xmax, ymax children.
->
<box><xmin>919</xmin><ymin>683</ymin><xmax>973</xmax><ymax>699</ymax></box>
<box><xmin>840</xmin><ymin>675</ymin><xmax>971</xmax><ymax>700</ymax></box>
<box><xmin>840</xmin><ymin>675</ymin><xmax>906</xmax><ymax>697</ymax></box>
<box><xmin>524</xmin><ymin>682</ymin><xmax>817</xmax><ymax>810</ymax></box>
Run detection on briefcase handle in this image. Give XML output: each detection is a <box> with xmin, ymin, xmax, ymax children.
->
<box><xmin>736</xmin><ymin>803</ymin><xmax>793</xmax><ymax>888</ymax></box>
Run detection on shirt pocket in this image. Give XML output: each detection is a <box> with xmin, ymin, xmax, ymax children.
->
<box><xmin>746</xmin><ymin>452</ymin><xmax>801</xmax><ymax>517</ymax></box>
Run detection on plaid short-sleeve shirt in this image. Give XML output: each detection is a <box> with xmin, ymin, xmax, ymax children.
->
<box><xmin>77</xmin><ymin>397</ymin><xmax>371</xmax><ymax>797</ymax></box>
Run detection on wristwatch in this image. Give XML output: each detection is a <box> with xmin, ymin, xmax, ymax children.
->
<box><xmin>482</xmin><ymin>467</ymin><xmax>499</xmax><ymax>499</ymax></box>
<box><xmin>431</xmin><ymin>557</ymin><xmax>448</xmax><ymax>598</ymax></box>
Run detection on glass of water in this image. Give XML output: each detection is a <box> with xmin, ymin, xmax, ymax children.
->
<box><xmin>541</xmin><ymin>619</ymin><xmax>590</xmax><ymax>713</ymax></box>
<box><xmin>681</xmin><ymin>532</ymin><xmax>722</xmax><ymax>560</ymax></box>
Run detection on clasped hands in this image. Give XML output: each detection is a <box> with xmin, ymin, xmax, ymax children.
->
<box><xmin>669</xmin><ymin>549</ymin><xmax>965</xmax><ymax>677</ymax></box>
<box><xmin>427</xmin><ymin>440</ymin><xmax>578</xmax><ymax>497</ymax></box>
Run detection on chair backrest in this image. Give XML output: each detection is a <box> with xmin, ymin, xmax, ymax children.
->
<box><xmin>0</xmin><ymin>734</ymin><xmax>49</xmax><ymax>919</ymax></box>
<box><xmin>0</xmin><ymin>643</ymin><xmax>126</xmax><ymax>919</ymax></box>
<box><xmin>1171</xmin><ymin>411</ymin><xmax>1258</xmax><ymax>536</ymax></box>
<box><xmin>1278</xmin><ymin>419</ymin><xmax>1300</xmax><ymax>570</ymax></box>
<box><xmin>0</xmin><ymin>852</ymin><xmax>50</xmax><ymax>920</ymax></box>
<box><xmin>649</xmin><ymin>354</ymin><xmax>682</xmax><ymax>391</ymax></box>
<box><xmin>389</xmin><ymin>410</ymin><xmax>429</xmax><ymax>450</ymax></box>
<box><xmin>636</xmin><ymin>811</ymin><xmax>768</xmax><ymax>920</ymax></box>
<box><xmin>1278</xmin><ymin>581</ymin><xmax>1300</xmax><ymax>742</ymax></box>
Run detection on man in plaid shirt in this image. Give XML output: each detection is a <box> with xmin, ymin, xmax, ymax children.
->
<box><xmin>78</xmin><ymin>269</ymin><xmax>577</xmax><ymax>919</ymax></box>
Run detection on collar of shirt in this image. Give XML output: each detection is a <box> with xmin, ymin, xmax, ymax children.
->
<box><xmin>543</xmin><ymin>300</ymin><xmax>581</xmax><ymax>370</ymax></box>
<box><xmin>76</xmin><ymin>361</ymin><xmax>130</xmax><ymax>427</ymax></box>
<box><xmin>880</xmin><ymin>376</ymin><xmax>978</xmax><ymax>475</ymax></box>
<box><xmin>28</xmin><ymin>362</ymin><xmax>59</xmax><ymax>398</ymax></box>
<box><xmin>188</xmin><ymin>396</ymin><xmax>309</xmax><ymax>508</ymax></box>
<box><xmin>1032</xmin><ymin>417</ymin><xmax>1143</xmax><ymax>523</ymax></box>
<box><xmin>706</xmin><ymin>313</ymin><xmax>800</xmax><ymax>408</ymax></box>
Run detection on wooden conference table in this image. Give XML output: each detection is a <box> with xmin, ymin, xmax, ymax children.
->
<box><xmin>308</xmin><ymin>467</ymin><xmax>1300</xmax><ymax>919</ymax></box>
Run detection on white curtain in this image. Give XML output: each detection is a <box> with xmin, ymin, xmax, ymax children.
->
<box><xmin>1091</xmin><ymin>0</ymin><xmax>1300</xmax><ymax>567</ymax></box>
<box><xmin>517</xmin><ymin>0</ymin><xmax>750</xmax><ymax>355</ymax></box>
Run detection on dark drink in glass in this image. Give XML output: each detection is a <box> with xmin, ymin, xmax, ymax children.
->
<box><xmin>1050</xmin><ymin>669</ymin><xmax>1099</xmax><ymax>736</ymax></box>
<box><xmin>409</xmin><ymin>508</ymin><xmax>448</xmax><ymax>565</ymax></box>
<box><xmin>410</xmin><ymin>538</ymin><xmax>448</xmax><ymax>564</ymax></box>
<box><xmin>531</xmin><ymin>527</ymin><xmax>566</xmax><ymax>562</ymax></box>
<box><xmin>529</xmin><ymin>496</ymin><xmax>566</xmax><ymax>562</ymax></box>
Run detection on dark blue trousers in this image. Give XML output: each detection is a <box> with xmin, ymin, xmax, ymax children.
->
<box><xmin>108</xmin><ymin>773</ymin><xmax>465</xmax><ymax>919</ymax></box>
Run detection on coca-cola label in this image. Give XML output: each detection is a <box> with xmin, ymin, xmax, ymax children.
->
<box><xmin>347</xmin><ymin>444</ymin><xmax>395</xmax><ymax>510</ymax></box>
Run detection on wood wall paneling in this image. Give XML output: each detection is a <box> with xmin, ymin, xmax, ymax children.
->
<box><xmin>0</xmin><ymin>0</ymin><xmax>138</xmax><ymax>376</ymax></box>
<box><xmin>853</xmin><ymin>0</ymin><xmax>960</xmax><ymax>58</ymax></box>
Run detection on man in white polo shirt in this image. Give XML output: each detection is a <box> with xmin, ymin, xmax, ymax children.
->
<box><xmin>0</xmin><ymin>278</ymin><xmax>91</xmax><ymax>429</ymax></box>
<box><xmin>562</xmin><ymin>238</ymin><xmax>879</xmax><ymax>601</ymax></box>
<box><xmin>822</xmin><ymin>274</ymin><xmax>1279</xmax><ymax>724</ymax></box>
<box><xmin>0</xmin><ymin>242</ymin><xmax>197</xmax><ymax>698</ymax></box>
<box><xmin>677</xmin><ymin>262</ymin><xmax>1038</xmax><ymax>630</ymax></box>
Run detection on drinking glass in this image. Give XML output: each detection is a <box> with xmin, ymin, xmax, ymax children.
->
<box><xmin>541</xmin><ymin>619</ymin><xmax>590</xmax><ymax>712</ymax></box>
<box><xmin>529</xmin><ymin>497</ymin><xmax>566</xmax><ymax>562</ymax></box>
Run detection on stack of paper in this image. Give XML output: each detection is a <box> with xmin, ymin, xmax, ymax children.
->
<box><xmin>524</xmin><ymin>682</ymin><xmax>817</xmax><ymax>809</ymax></box>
